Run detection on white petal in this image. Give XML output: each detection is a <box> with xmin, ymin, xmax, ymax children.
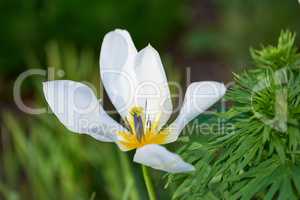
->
<box><xmin>133</xmin><ymin>144</ymin><xmax>195</xmax><ymax>173</ymax></box>
<box><xmin>133</xmin><ymin>45</ymin><xmax>172</xmax><ymax>129</ymax></box>
<box><xmin>100</xmin><ymin>29</ymin><xmax>138</xmax><ymax>118</ymax></box>
<box><xmin>43</xmin><ymin>80</ymin><xmax>126</xmax><ymax>142</ymax></box>
<box><xmin>166</xmin><ymin>81</ymin><xmax>226</xmax><ymax>143</ymax></box>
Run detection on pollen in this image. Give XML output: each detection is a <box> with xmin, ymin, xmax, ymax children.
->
<box><xmin>117</xmin><ymin>106</ymin><xmax>169</xmax><ymax>151</ymax></box>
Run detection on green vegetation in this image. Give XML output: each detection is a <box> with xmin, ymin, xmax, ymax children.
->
<box><xmin>167</xmin><ymin>31</ymin><xmax>300</xmax><ymax>199</ymax></box>
<box><xmin>0</xmin><ymin>0</ymin><xmax>184</xmax><ymax>74</ymax></box>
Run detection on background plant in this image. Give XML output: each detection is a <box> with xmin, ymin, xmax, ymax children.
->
<box><xmin>167</xmin><ymin>31</ymin><xmax>300</xmax><ymax>200</ymax></box>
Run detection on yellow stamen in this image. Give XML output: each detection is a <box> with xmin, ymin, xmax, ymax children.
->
<box><xmin>117</xmin><ymin>129</ymin><xmax>169</xmax><ymax>151</ymax></box>
<box><xmin>117</xmin><ymin>107</ymin><xmax>169</xmax><ymax>151</ymax></box>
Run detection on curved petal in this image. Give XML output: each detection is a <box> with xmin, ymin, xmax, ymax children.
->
<box><xmin>133</xmin><ymin>144</ymin><xmax>194</xmax><ymax>173</ymax></box>
<box><xmin>165</xmin><ymin>81</ymin><xmax>226</xmax><ymax>143</ymax></box>
<box><xmin>43</xmin><ymin>80</ymin><xmax>126</xmax><ymax>142</ymax></box>
<box><xmin>100</xmin><ymin>29</ymin><xmax>138</xmax><ymax>118</ymax></box>
<box><xmin>133</xmin><ymin>45</ymin><xmax>173</xmax><ymax>130</ymax></box>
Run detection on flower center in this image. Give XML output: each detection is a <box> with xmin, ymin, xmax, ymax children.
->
<box><xmin>117</xmin><ymin>106</ymin><xmax>168</xmax><ymax>151</ymax></box>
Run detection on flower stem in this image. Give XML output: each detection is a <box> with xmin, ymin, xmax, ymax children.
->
<box><xmin>142</xmin><ymin>165</ymin><xmax>157</xmax><ymax>200</ymax></box>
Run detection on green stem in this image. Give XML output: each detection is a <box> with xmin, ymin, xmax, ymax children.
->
<box><xmin>142</xmin><ymin>165</ymin><xmax>157</xmax><ymax>200</ymax></box>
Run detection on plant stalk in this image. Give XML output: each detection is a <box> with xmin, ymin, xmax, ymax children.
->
<box><xmin>142</xmin><ymin>165</ymin><xmax>157</xmax><ymax>200</ymax></box>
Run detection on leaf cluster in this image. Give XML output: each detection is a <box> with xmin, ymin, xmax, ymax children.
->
<box><xmin>167</xmin><ymin>31</ymin><xmax>300</xmax><ymax>200</ymax></box>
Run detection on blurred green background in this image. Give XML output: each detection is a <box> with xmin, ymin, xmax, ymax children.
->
<box><xmin>0</xmin><ymin>0</ymin><xmax>300</xmax><ymax>199</ymax></box>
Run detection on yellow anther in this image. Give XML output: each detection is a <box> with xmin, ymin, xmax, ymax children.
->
<box><xmin>130</xmin><ymin>106</ymin><xmax>144</xmax><ymax>116</ymax></box>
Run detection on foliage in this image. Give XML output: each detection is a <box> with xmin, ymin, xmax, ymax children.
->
<box><xmin>167</xmin><ymin>31</ymin><xmax>300</xmax><ymax>200</ymax></box>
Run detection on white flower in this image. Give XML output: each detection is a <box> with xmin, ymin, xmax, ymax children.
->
<box><xmin>43</xmin><ymin>29</ymin><xmax>226</xmax><ymax>173</ymax></box>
